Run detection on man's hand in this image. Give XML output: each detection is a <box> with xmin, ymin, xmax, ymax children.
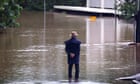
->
<box><xmin>70</xmin><ymin>53</ymin><xmax>75</xmax><ymax>58</ymax></box>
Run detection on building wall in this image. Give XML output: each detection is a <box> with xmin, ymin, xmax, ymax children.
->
<box><xmin>89</xmin><ymin>0</ymin><xmax>101</xmax><ymax>8</ymax></box>
<box><xmin>104</xmin><ymin>0</ymin><xmax>115</xmax><ymax>9</ymax></box>
<box><xmin>89</xmin><ymin>0</ymin><xmax>115</xmax><ymax>9</ymax></box>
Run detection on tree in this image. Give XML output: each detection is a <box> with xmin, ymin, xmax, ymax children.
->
<box><xmin>0</xmin><ymin>0</ymin><xmax>23</xmax><ymax>28</ymax></box>
<box><xmin>117</xmin><ymin>0</ymin><xmax>137</xmax><ymax>20</ymax></box>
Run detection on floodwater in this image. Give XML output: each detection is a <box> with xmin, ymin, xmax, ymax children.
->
<box><xmin>0</xmin><ymin>11</ymin><xmax>139</xmax><ymax>84</ymax></box>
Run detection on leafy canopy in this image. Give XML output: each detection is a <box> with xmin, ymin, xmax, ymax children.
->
<box><xmin>0</xmin><ymin>0</ymin><xmax>23</xmax><ymax>28</ymax></box>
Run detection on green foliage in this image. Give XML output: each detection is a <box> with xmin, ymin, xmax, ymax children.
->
<box><xmin>117</xmin><ymin>0</ymin><xmax>137</xmax><ymax>20</ymax></box>
<box><xmin>0</xmin><ymin>0</ymin><xmax>86</xmax><ymax>28</ymax></box>
<box><xmin>24</xmin><ymin>0</ymin><xmax>54</xmax><ymax>11</ymax></box>
<box><xmin>0</xmin><ymin>0</ymin><xmax>23</xmax><ymax>28</ymax></box>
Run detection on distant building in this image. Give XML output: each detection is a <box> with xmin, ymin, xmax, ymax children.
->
<box><xmin>54</xmin><ymin>0</ymin><xmax>119</xmax><ymax>15</ymax></box>
<box><xmin>87</xmin><ymin>0</ymin><xmax>115</xmax><ymax>9</ymax></box>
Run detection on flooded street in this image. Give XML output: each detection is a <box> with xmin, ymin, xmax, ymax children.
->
<box><xmin>0</xmin><ymin>11</ymin><xmax>139</xmax><ymax>84</ymax></box>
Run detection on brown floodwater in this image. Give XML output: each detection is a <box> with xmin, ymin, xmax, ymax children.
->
<box><xmin>0</xmin><ymin>11</ymin><xmax>139</xmax><ymax>84</ymax></box>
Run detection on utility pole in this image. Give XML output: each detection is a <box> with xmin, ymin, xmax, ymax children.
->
<box><xmin>136</xmin><ymin>0</ymin><xmax>140</xmax><ymax>43</ymax></box>
<box><xmin>137</xmin><ymin>0</ymin><xmax>140</xmax><ymax>16</ymax></box>
<box><xmin>114</xmin><ymin>0</ymin><xmax>117</xmax><ymax>43</ymax></box>
<box><xmin>86</xmin><ymin>0</ymin><xmax>90</xmax><ymax>8</ymax></box>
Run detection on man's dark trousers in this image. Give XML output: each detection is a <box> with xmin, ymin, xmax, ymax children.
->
<box><xmin>68</xmin><ymin>64</ymin><xmax>79</xmax><ymax>80</ymax></box>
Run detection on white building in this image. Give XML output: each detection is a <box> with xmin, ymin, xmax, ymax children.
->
<box><xmin>54</xmin><ymin>0</ymin><xmax>120</xmax><ymax>14</ymax></box>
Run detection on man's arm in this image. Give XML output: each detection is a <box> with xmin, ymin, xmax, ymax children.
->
<box><xmin>65</xmin><ymin>42</ymin><xmax>70</xmax><ymax>54</ymax></box>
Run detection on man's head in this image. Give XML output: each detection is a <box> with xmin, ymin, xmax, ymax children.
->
<box><xmin>70</xmin><ymin>31</ymin><xmax>78</xmax><ymax>37</ymax></box>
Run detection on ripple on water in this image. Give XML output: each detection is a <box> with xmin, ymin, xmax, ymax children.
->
<box><xmin>7</xmin><ymin>81</ymin><xmax>111</xmax><ymax>84</ymax></box>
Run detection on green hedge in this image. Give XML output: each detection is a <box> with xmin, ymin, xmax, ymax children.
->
<box><xmin>23</xmin><ymin>0</ymin><xmax>86</xmax><ymax>11</ymax></box>
<box><xmin>23</xmin><ymin>0</ymin><xmax>54</xmax><ymax>11</ymax></box>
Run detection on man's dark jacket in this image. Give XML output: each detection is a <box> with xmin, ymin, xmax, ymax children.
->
<box><xmin>64</xmin><ymin>37</ymin><xmax>81</xmax><ymax>64</ymax></box>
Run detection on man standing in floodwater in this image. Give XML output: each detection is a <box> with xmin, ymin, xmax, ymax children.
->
<box><xmin>64</xmin><ymin>31</ymin><xmax>81</xmax><ymax>82</ymax></box>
